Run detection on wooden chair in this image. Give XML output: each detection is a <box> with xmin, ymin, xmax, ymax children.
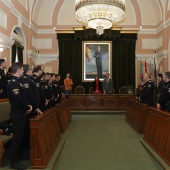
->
<box><xmin>89</xmin><ymin>87</ymin><xmax>94</xmax><ymax>94</ymax></box>
<box><xmin>60</xmin><ymin>85</ymin><xmax>65</xmax><ymax>94</ymax></box>
<box><xmin>112</xmin><ymin>88</ymin><xmax>115</xmax><ymax>94</ymax></box>
<box><xmin>119</xmin><ymin>86</ymin><xmax>128</xmax><ymax>94</ymax></box>
<box><xmin>75</xmin><ymin>86</ymin><xmax>85</xmax><ymax>94</ymax></box>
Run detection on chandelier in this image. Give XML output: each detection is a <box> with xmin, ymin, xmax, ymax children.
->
<box><xmin>75</xmin><ymin>0</ymin><xmax>126</xmax><ymax>35</ymax></box>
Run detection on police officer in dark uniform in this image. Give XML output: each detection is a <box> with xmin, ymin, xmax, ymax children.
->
<box><xmin>55</xmin><ymin>74</ymin><xmax>62</xmax><ymax>103</ymax></box>
<box><xmin>157</xmin><ymin>71</ymin><xmax>170</xmax><ymax>111</ymax></box>
<box><xmin>42</xmin><ymin>73</ymin><xmax>54</xmax><ymax>108</ymax></box>
<box><xmin>0</xmin><ymin>59</ymin><xmax>8</xmax><ymax>98</ymax></box>
<box><xmin>31</xmin><ymin>65</ymin><xmax>48</xmax><ymax>111</ymax></box>
<box><xmin>7</xmin><ymin>62</ymin><xmax>32</xmax><ymax>170</ymax></box>
<box><xmin>137</xmin><ymin>73</ymin><xmax>154</xmax><ymax>106</ymax></box>
<box><xmin>50</xmin><ymin>73</ymin><xmax>61</xmax><ymax>105</ymax></box>
<box><xmin>20</xmin><ymin>64</ymin><xmax>43</xmax><ymax>156</ymax></box>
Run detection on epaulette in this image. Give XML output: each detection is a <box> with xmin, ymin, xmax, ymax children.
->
<box><xmin>11</xmin><ymin>79</ymin><xmax>16</xmax><ymax>82</ymax></box>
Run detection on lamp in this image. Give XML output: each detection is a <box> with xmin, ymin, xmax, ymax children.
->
<box><xmin>75</xmin><ymin>0</ymin><xmax>126</xmax><ymax>35</ymax></box>
<box><xmin>0</xmin><ymin>47</ymin><xmax>3</xmax><ymax>52</ymax></box>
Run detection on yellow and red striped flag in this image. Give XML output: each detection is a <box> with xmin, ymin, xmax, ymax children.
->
<box><xmin>86</xmin><ymin>44</ymin><xmax>91</xmax><ymax>62</ymax></box>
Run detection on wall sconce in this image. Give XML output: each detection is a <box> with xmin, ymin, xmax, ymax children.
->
<box><xmin>0</xmin><ymin>47</ymin><xmax>3</xmax><ymax>52</ymax></box>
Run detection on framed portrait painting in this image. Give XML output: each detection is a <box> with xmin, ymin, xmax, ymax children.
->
<box><xmin>82</xmin><ymin>41</ymin><xmax>112</xmax><ymax>82</ymax></box>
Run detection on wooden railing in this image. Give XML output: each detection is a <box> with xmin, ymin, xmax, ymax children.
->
<box><xmin>30</xmin><ymin>107</ymin><xmax>61</xmax><ymax>169</ymax></box>
<box><xmin>68</xmin><ymin>94</ymin><xmax>136</xmax><ymax>110</ymax></box>
<box><xmin>126</xmin><ymin>99</ymin><xmax>148</xmax><ymax>134</ymax></box>
<box><xmin>56</xmin><ymin>99</ymin><xmax>71</xmax><ymax>133</ymax></box>
<box><xmin>144</xmin><ymin>107</ymin><xmax>170</xmax><ymax>166</ymax></box>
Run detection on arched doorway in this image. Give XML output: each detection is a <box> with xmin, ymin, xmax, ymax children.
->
<box><xmin>11</xmin><ymin>27</ymin><xmax>26</xmax><ymax>64</ymax></box>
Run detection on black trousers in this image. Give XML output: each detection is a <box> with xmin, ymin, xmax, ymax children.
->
<box><xmin>9</xmin><ymin>111</ymin><xmax>26</xmax><ymax>161</ymax></box>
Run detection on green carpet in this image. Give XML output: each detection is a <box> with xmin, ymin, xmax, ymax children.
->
<box><xmin>54</xmin><ymin>113</ymin><xmax>162</xmax><ymax>170</ymax></box>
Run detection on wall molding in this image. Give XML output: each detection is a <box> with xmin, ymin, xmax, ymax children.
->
<box><xmin>0</xmin><ymin>33</ymin><xmax>14</xmax><ymax>49</ymax></box>
<box><xmin>27</xmin><ymin>50</ymin><xmax>58</xmax><ymax>65</ymax></box>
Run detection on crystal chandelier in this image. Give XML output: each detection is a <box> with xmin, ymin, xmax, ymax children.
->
<box><xmin>75</xmin><ymin>0</ymin><xmax>126</xmax><ymax>35</ymax></box>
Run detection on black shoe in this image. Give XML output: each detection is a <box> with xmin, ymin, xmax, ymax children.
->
<box><xmin>10</xmin><ymin>161</ymin><xmax>27</xmax><ymax>169</ymax></box>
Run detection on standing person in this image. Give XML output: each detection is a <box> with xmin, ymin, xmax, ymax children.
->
<box><xmin>31</xmin><ymin>65</ymin><xmax>48</xmax><ymax>111</ymax></box>
<box><xmin>103</xmin><ymin>73</ymin><xmax>113</xmax><ymax>94</ymax></box>
<box><xmin>64</xmin><ymin>73</ymin><xmax>73</xmax><ymax>94</ymax></box>
<box><xmin>157</xmin><ymin>72</ymin><xmax>170</xmax><ymax>111</ymax></box>
<box><xmin>93</xmin><ymin>45</ymin><xmax>102</xmax><ymax>78</ymax></box>
<box><xmin>137</xmin><ymin>73</ymin><xmax>154</xmax><ymax>106</ymax></box>
<box><xmin>20</xmin><ymin>64</ymin><xmax>43</xmax><ymax>157</ymax></box>
<box><xmin>7</xmin><ymin>62</ymin><xmax>32</xmax><ymax>169</ymax></box>
<box><xmin>92</xmin><ymin>75</ymin><xmax>102</xmax><ymax>94</ymax></box>
<box><xmin>0</xmin><ymin>59</ymin><xmax>8</xmax><ymax>98</ymax></box>
<box><xmin>157</xmin><ymin>73</ymin><xmax>165</xmax><ymax>95</ymax></box>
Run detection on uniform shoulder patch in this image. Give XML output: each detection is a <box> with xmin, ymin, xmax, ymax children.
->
<box><xmin>148</xmin><ymin>84</ymin><xmax>151</xmax><ymax>88</ymax></box>
<box><xmin>13</xmin><ymin>89</ymin><xmax>19</xmax><ymax>95</ymax></box>
<box><xmin>11</xmin><ymin>79</ymin><xmax>16</xmax><ymax>82</ymax></box>
<box><xmin>23</xmin><ymin>83</ymin><xmax>29</xmax><ymax>88</ymax></box>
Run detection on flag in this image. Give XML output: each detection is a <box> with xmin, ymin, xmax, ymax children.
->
<box><xmin>140</xmin><ymin>60</ymin><xmax>143</xmax><ymax>78</ymax></box>
<box><xmin>154</xmin><ymin>58</ymin><xmax>157</xmax><ymax>80</ymax></box>
<box><xmin>145</xmin><ymin>59</ymin><xmax>147</xmax><ymax>73</ymax></box>
<box><xmin>86</xmin><ymin>44</ymin><xmax>91</xmax><ymax>62</ymax></box>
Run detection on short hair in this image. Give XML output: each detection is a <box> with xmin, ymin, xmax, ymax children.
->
<box><xmin>23</xmin><ymin>64</ymin><xmax>30</xmax><ymax>74</ymax></box>
<box><xmin>33</xmin><ymin>65</ymin><xmax>41</xmax><ymax>73</ymax></box>
<box><xmin>164</xmin><ymin>72</ymin><xmax>170</xmax><ymax>79</ymax></box>
<box><xmin>11</xmin><ymin>62</ymin><xmax>23</xmax><ymax>74</ymax></box>
<box><xmin>0</xmin><ymin>59</ymin><xmax>5</xmax><ymax>66</ymax></box>
<box><xmin>145</xmin><ymin>73</ymin><xmax>151</xmax><ymax>78</ymax></box>
<box><xmin>157</xmin><ymin>73</ymin><xmax>163</xmax><ymax>78</ymax></box>
<box><xmin>55</xmin><ymin>74</ymin><xmax>60</xmax><ymax>78</ymax></box>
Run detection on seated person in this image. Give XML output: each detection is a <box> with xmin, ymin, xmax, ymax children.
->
<box><xmin>92</xmin><ymin>75</ymin><xmax>102</xmax><ymax>94</ymax></box>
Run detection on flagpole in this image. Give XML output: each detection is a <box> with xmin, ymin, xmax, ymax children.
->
<box><xmin>154</xmin><ymin>57</ymin><xmax>157</xmax><ymax>104</ymax></box>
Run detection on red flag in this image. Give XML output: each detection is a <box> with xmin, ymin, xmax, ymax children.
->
<box><xmin>86</xmin><ymin>44</ymin><xmax>91</xmax><ymax>62</ymax></box>
<box><xmin>145</xmin><ymin>59</ymin><xmax>147</xmax><ymax>73</ymax></box>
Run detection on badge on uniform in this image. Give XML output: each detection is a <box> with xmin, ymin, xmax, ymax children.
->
<box><xmin>0</xmin><ymin>75</ymin><xmax>1</xmax><ymax>79</ymax></box>
<box><xmin>169</xmin><ymin>88</ymin><xmax>170</xmax><ymax>92</ymax></box>
<box><xmin>13</xmin><ymin>89</ymin><xmax>19</xmax><ymax>95</ymax></box>
<box><xmin>148</xmin><ymin>84</ymin><xmax>151</xmax><ymax>88</ymax></box>
<box><xmin>36</xmin><ymin>83</ymin><xmax>40</xmax><ymax>87</ymax></box>
<box><xmin>23</xmin><ymin>83</ymin><xmax>29</xmax><ymax>88</ymax></box>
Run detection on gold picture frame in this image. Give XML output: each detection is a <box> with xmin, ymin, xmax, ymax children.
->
<box><xmin>82</xmin><ymin>41</ymin><xmax>112</xmax><ymax>82</ymax></box>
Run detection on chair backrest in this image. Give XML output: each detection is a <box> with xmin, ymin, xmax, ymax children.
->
<box><xmin>60</xmin><ymin>85</ymin><xmax>65</xmax><ymax>94</ymax></box>
<box><xmin>75</xmin><ymin>86</ymin><xmax>85</xmax><ymax>94</ymax></box>
<box><xmin>89</xmin><ymin>87</ymin><xmax>94</xmax><ymax>94</ymax></box>
<box><xmin>119</xmin><ymin>86</ymin><xmax>128</xmax><ymax>94</ymax></box>
<box><xmin>112</xmin><ymin>88</ymin><xmax>115</xmax><ymax>94</ymax></box>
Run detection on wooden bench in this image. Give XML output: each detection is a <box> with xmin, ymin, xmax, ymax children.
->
<box><xmin>0</xmin><ymin>98</ymin><xmax>13</xmax><ymax>167</ymax></box>
<box><xmin>144</xmin><ymin>107</ymin><xmax>170</xmax><ymax>166</ymax></box>
<box><xmin>126</xmin><ymin>99</ymin><xmax>148</xmax><ymax>134</ymax></box>
<box><xmin>30</xmin><ymin>107</ymin><xmax>61</xmax><ymax>169</ymax></box>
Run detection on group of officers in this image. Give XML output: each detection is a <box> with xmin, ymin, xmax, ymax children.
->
<box><xmin>137</xmin><ymin>72</ymin><xmax>170</xmax><ymax>111</ymax></box>
<box><xmin>0</xmin><ymin>59</ymin><xmax>62</xmax><ymax>170</ymax></box>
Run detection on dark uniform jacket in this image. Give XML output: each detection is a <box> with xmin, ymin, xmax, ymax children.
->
<box><xmin>0</xmin><ymin>68</ymin><xmax>8</xmax><ymax>98</ymax></box>
<box><xmin>20</xmin><ymin>74</ymin><xmax>41</xmax><ymax>110</ymax></box>
<box><xmin>157</xmin><ymin>80</ymin><xmax>170</xmax><ymax>111</ymax></box>
<box><xmin>157</xmin><ymin>79</ymin><xmax>165</xmax><ymax>94</ymax></box>
<box><xmin>31</xmin><ymin>74</ymin><xmax>46</xmax><ymax>104</ymax></box>
<box><xmin>139</xmin><ymin>80</ymin><xmax>154</xmax><ymax>106</ymax></box>
<box><xmin>7</xmin><ymin>76</ymin><xmax>30</xmax><ymax>113</ymax></box>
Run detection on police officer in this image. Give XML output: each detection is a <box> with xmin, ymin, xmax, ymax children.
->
<box><xmin>31</xmin><ymin>65</ymin><xmax>48</xmax><ymax>111</ymax></box>
<box><xmin>0</xmin><ymin>59</ymin><xmax>8</xmax><ymax>98</ymax></box>
<box><xmin>157</xmin><ymin>71</ymin><xmax>170</xmax><ymax>111</ymax></box>
<box><xmin>20</xmin><ymin>64</ymin><xmax>43</xmax><ymax>156</ymax></box>
<box><xmin>41</xmin><ymin>73</ymin><xmax>54</xmax><ymax>108</ymax></box>
<box><xmin>137</xmin><ymin>73</ymin><xmax>154</xmax><ymax>106</ymax></box>
<box><xmin>7</xmin><ymin>62</ymin><xmax>32</xmax><ymax>169</ymax></box>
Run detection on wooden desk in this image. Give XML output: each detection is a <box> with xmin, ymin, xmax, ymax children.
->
<box><xmin>56</xmin><ymin>99</ymin><xmax>71</xmax><ymax>133</ymax></box>
<box><xmin>68</xmin><ymin>94</ymin><xmax>136</xmax><ymax>110</ymax></box>
<box><xmin>144</xmin><ymin>107</ymin><xmax>170</xmax><ymax>166</ymax></box>
<box><xmin>126</xmin><ymin>99</ymin><xmax>148</xmax><ymax>134</ymax></box>
<box><xmin>30</xmin><ymin>107</ymin><xmax>60</xmax><ymax>169</ymax></box>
